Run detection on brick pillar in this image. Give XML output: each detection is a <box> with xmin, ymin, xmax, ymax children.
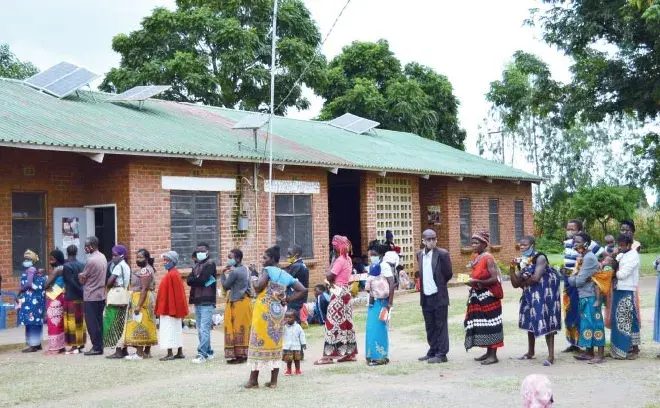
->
<box><xmin>359</xmin><ymin>172</ymin><xmax>377</xmax><ymax>252</ymax></box>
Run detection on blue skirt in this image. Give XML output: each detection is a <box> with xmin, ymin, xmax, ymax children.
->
<box><xmin>563</xmin><ymin>275</ymin><xmax>581</xmax><ymax>346</ymax></box>
<box><xmin>365</xmin><ymin>298</ymin><xmax>389</xmax><ymax>363</ymax></box>
<box><xmin>653</xmin><ymin>273</ymin><xmax>660</xmax><ymax>343</ymax></box>
<box><xmin>577</xmin><ymin>297</ymin><xmax>605</xmax><ymax>348</ymax></box>
<box><xmin>25</xmin><ymin>324</ymin><xmax>43</xmax><ymax>347</ymax></box>
<box><xmin>611</xmin><ymin>290</ymin><xmax>640</xmax><ymax>359</ymax></box>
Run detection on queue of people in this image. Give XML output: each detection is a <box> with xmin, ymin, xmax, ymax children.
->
<box><xmin>12</xmin><ymin>219</ymin><xmax>660</xmax><ymax>392</ymax></box>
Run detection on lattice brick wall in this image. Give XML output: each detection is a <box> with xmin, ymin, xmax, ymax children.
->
<box><xmin>375</xmin><ymin>177</ymin><xmax>414</xmax><ymax>270</ymax></box>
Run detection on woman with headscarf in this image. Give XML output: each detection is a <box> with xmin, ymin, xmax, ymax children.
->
<box><xmin>314</xmin><ymin>235</ymin><xmax>358</xmax><ymax>365</ymax></box>
<box><xmin>221</xmin><ymin>248</ymin><xmax>253</xmax><ymax>364</ymax></box>
<box><xmin>244</xmin><ymin>245</ymin><xmax>307</xmax><ymax>389</ymax></box>
<box><xmin>124</xmin><ymin>248</ymin><xmax>158</xmax><ymax>359</ymax></box>
<box><xmin>464</xmin><ymin>231</ymin><xmax>504</xmax><ymax>365</ymax></box>
<box><xmin>104</xmin><ymin>245</ymin><xmax>132</xmax><ymax>358</ymax></box>
<box><xmin>18</xmin><ymin>249</ymin><xmax>47</xmax><ymax>353</ymax></box>
<box><xmin>44</xmin><ymin>249</ymin><xmax>66</xmax><ymax>354</ymax></box>
<box><xmin>155</xmin><ymin>250</ymin><xmax>189</xmax><ymax>361</ymax></box>
<box><xmin>610</xmin><ymin>233</ymin><xmax>641</xmax><ymax>360</ymax></box>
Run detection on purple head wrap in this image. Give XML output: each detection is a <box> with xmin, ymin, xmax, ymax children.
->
<box><xmin>112</xmin><ymin>245</ymin><xmax>128</xmax><ymax>257</ymax></box>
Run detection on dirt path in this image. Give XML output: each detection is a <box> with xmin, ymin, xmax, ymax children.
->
<box><xmin>1</xmin><ymin>278</ymin><xmax>659</xmax><ymax>408</ymax></box>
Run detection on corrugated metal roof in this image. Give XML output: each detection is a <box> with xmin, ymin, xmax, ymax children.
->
<box><xmin>0</xmin><ymin>79</ymin><xmax>541</xmax><ymax>181</ymax></box>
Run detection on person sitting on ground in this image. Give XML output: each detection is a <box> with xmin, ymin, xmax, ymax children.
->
<box><xmin>282</xmin><ymin>310</ymin><xmax>307</xmax><ymax>376</ymax></box>
<box><xmin>396</xmin><ymin>265</ymin><xmax>412</xmax><ymax>290</ymax></box>
<box><xmin>307</xmin><ymin>284</ymin><xmax>331</xmax><ymax>326</ymax></box>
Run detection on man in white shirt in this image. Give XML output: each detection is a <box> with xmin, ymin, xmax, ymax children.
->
<box><xmin>416</xmin><ymin>229</ymin><xmax>453</xmax><ymax>364</ymax></box>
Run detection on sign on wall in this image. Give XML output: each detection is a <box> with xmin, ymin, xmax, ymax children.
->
<box><xmin>264</xmin><ymin>180</ymin><xmax>320</xmax><ymax>194</ymax></box>
<box><xmin>161</xmin><ymin>176</ymin><xmax>236</xmax><ymax>191</ymax></box>
<box><xmin>427</xmin><ymin>205</ymin><xmax>441</xmax><ymax>225</ymax></box>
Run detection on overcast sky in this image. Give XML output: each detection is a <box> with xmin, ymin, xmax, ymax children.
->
<box><xmin>0</xmin><ymin>0</ymin><xmax>572</xmax><ymax>161</ymax></box>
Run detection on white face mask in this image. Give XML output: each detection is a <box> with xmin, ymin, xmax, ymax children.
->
<box><xmin>423</xmin><ymin>238</ymin><xmax>436</xmax><ymax>249</ymax></box>
<box><xmin>566</xmin><ymin>230</ymin><xmax>577</xmax><ymax>239</ymax></box>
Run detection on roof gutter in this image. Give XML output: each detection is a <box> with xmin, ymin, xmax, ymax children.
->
<box><xmin>0</xmin><ymin>142</ymin><xmax>543</xmax><ymax>184</ymax></box>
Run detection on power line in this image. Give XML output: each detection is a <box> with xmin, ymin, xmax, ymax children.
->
<box><xmin>260</xmin><ymin>0</ymin><xmax>353</xmax><ymax>160</ymax></box>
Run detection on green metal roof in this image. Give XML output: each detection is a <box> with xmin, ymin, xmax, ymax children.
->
<box><xmin>0</xmin><ymin>78</ymin><xmax>541</xmax><ymax>182</ymax></box>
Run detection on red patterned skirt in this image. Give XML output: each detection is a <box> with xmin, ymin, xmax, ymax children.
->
<box><xmin>464</xmin><ymin>288</ymin><xmax>504</xmax><ymax>350</ymax></box>
<box><xmin>322</xmin><ymin>286</ymin><xmax>358</xmax><ymax>358</ymax></box>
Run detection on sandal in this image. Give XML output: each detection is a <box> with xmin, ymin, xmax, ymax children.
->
<box><xmin>174</xmin><ymin>354</ymin><xmax>186</xmax><ymax>359</ymax></box>
<box><xmin>518</xmin><ymin>354</ymin><xmax>535</xmax><ymax>360</ymax></box>
<box><xmin>337</xmin><ymin>355</ymin><xmax>357</xmax><ymax>363</ymax></box>
<box><xmin>574</xmin><ymin>354</ymin><xmax>592</xmax><ymax>361</ymax></box>
<box><xmin>588</xmin><ymin>358</ymin><xmax>605</xmax><ymax>364</ymax></box>
<box><xmin>314</xmin><ymin>358</ymin><xmax>334</xmax><ymax>365</ymax></box>
<box><xmin>542</xmin><ymin>360</ymin><xmax>553</xmax><ymax>367</ymax></box>
<box><xmin>243</xmin><ymin>382</ymin><xmax>259</xmax><ymax>389</ymax></box>
<box><xmin>159</xmin><ymin>355</ymin><xmax>176</xmax><ymax>361</ymax></box>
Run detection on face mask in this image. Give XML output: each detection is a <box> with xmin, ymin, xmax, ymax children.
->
<box><xmin>370</xmin><ymin>256</ymin><xmax>380</xmax><ymax>265</ymax></box>
<box><xmin>50</xmin><ymin>262</ymin><xmax>57</xmax><ymax>268</ymax></box>
<box><xmin>566</xmin><ymin>230</ymin><xmax>577</xmax><ymax>239</ymax></box>
<box><xmin>136</xmin><ymin>260</ymin><xmax>147</xmax><ymax>268</ymax></box>
<box><xmin>287</xmin><ymin>256</ymin><xmax>296</xmax><ymax>263</ymax></box>
<box><xmin>521</xmin><ymin>248</ymin><xmax>534</xmax><ymax>257</ymax></box>
<box><xmin>197</xmin><ymin>252</ymin><xmax>208</xmax><ymax>262</ymax></box>
<box><xmin>227</xmin><ymin>259</ymin><xmax>236</xmax><ymax>267</ymax></box>
<box><xmin>164</xmin><ymin>262</ymin><xmax>175</xmax><ymax>271</ymax></box>
<box><xmin>603</xmin><ymin>265</ymin><xmax>613</xmax><ymax>272</ymax></box>
<box><xmin>112</xmin><ymin>255</ymin><xmax>124</xmax><ymax>265</ymax></box>
<box><xmin>573</xmin><ymin>243</ymin><xmax>585</xmax><ymax>254</ymax></box>
<box><xmin>23</xmin><ymin>260</ymin><xmax>33</xmax><ymax>268</ymax></box>
<box><xmin>424</xmin><ymin>239</ymin><xmax>436</xmax><ymax>249</ymax></box>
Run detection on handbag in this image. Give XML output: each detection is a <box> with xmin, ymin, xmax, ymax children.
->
<box><xmin>107</xmin><ymin>264</ymin><xmax>130</xmax><ymax>306</ymax></box>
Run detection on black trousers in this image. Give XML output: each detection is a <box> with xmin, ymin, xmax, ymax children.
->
<box><xmin>84</xmin><ymin>300</ymin><xmax>106</xmax><ymax>352</ymax></box>
<box><xmin>422</xmin><ymin>299</ymin><xmax>449</xmax><ymax>358</ymax></box>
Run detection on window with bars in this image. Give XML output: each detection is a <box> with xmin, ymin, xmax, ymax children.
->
<box><xmin>170</xmin><ymin>191</ymin><xmax>219</xmax><ymax>267</ymax></box>
<box><xmin>12</xmin><ymin>192</ymin><xmax>46</xmax><ymax>275</ymax></box>
<box><xmin>275</xmin><ymin>195</ymin><xmax>313</xmax><ymax>258</ymax></box>
<box><xmin>514</xmin><ymin>200</ymin><xmax>525</xmax><ymax>242</ymax></box>
<box><xmin>489</xmin><ymin>199</ymin><xmax>500</xmax><ymax>245</ymax></box>
<box><xmin>459</xmin><ymin>198</ymin><xmax>471</xmax><ymax>247</ymax></box>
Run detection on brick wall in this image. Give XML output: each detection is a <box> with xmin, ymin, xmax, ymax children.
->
<box><xmin>419</xmin><ymin>177</ymin><xmax>534</xmax><ymax>274</ymax></box>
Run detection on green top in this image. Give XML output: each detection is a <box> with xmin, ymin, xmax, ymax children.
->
<box><xmin>0</xmin><ymin>78</ymin><xmax>540</xmax><ymax>182</ymax></box>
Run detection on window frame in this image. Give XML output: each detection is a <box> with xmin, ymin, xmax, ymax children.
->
<box><xmin>488</xmin><ymin>199</ymin><xmax>500</xmax><ymax>246</ymax></box>
<box><xmin>169</xmin><ymin>191</ymin><xmax>219</xmax><ymax>268</ymax></box>
<box><xmin>459</xmin><ymin>198</ymin><xmax>472</xmax><ymax>248</ymax></box>
<box><xmin>274</xmin><ymin>194</ymin><xmax>314</xmax><ymax>259</ymax></box>
<box><xmin>11</xmin><ymin>192</ymin><xmax>47</xmax><ymax>275</ymax></box>
<box><xmin>514</xmin><ymin>199</ymin><xmax>525</xmax><ymax>242</ymax></box>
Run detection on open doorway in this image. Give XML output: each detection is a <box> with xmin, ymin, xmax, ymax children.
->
<box><xmin>93</xmin><ymin>206</ymin><xmax>116</xmax><ymax>261</ymax></box>
<box><xmin>328</xmin><ymin>170</ymin><xmax>362</xmax><ymax>257</ymax></box>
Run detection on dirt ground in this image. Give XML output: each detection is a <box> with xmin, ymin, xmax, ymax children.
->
<box><xmin>1</xmin><ymin>278</ymin><xmax>659</xmax><ymax>408</ymax></box>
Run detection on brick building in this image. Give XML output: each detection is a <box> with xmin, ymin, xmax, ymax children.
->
<box><xmin>0</xmin><ymin>78</ymin><xmax>540</xmax><ymax>314</ymax></box>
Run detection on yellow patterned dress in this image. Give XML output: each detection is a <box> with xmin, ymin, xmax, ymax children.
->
<box><xmin>124</xmin><ymin>266</ymin><xmax>158</xmax><ymax>347</ymax></box>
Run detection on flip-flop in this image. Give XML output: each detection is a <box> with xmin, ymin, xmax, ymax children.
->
<box><xmin>337</xmin><ymin>356</ymin><xmax>357</xmax><ymax>363</ymax></box>
<box><xmin>543</xmin><ymin>360</ymin><xmax>553</xmax><ymax>367</ymax></box>
<box><xmin>159</xmin><ymin>355</ymin><xmax>176</xmax><ymax>361</ymax></box>
<box><xmin>174</xmin><ymin>354</ymin><xmax>186</xmax><ymax>359</ymax></box>
<box><xmin>243</xmin><ymin>383</ymin><xmax>259</xmax><ymax>389</ymax></box>
<box><xmin>588</xmin><ymin>358</ymin><xmax>605</xmax><ymax>364</ymax></box>
<box><xmin>313</xmin><ymin>358</ymin><xmax>334</xmax><ymax>365</ymax></box>
<box><xmin>574</xmin><ymin>354</ymin><xmax>592</xmax><ymax>361</ymax></box>
<box><xmin>518</xmin><ymin>354</ymin><xmax>535</xmax><ymax>360</ymax></box>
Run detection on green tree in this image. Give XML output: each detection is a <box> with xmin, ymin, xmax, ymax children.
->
<box><xmin>0</xmin><ymin>44</ymin><xmax>38</xmax><ymax>80</ymax></box>
<box><xmin>532</xmin><ymin>1</ymin><xmax>660</xmax><ymax>188</ymax></box>
<box><xmin>569</xmin><ymin>185</ymin><xmax>638</xmax><ymax>233</ymax></box>
<box><xmin>318</xmin><ymin>40</ymin><xmax>466</xmax><ymax>149</ymax></box>
<box><xmin>100</xmin><ymin>0</ymin><xmax>326</xmax><ymax>115</ymax></box>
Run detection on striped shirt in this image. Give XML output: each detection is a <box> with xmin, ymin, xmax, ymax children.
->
<box><xmin>563</xmin><ymin>238</ymin><xmax>604</xmax><ymax>270</ymax></box>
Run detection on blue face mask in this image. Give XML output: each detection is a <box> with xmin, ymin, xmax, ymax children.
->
<box><xmin>23</xmin><ymin>260</ymin><xmax>33</xmax><ymax>269</ymax></box>
<box><xmin>196</xmin><ymin>252</ymin><xmax>208</xmax><ymax>262</ymax></box>
<box><xmin>227</xmin><ymin>259</ymin><xmax>236</xmax><ymax>267</ymax></box>
<box><xmin>164</xmin><ymin>262</ymin><xmax>175</xmax><ymax>271</ymax></box>
<box><xmin>521</xmin><ymin>248</ymin><xmax>534</xmax><ymax>257</ymax></box>
<box><xmin>370</xmin><ymin>256</ymin><xmax>380</xmax><ymax>266</ymax></box>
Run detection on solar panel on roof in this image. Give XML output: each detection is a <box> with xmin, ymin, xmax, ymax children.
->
<box><xmin>23</xmin><ymin>62</ymin><xmax>98</xmax><ymax>98</ymax></box>
<box><xmin>43</xmin><ymin>68</ymin><xmax>98</xmax><ymax>98</ymax></box>
<box><xmin>108</xmin><ymin>85</ymin><xmax>171</xmax><ymax>102</ymax></box>
<box><xmin>24</xmin><ymin>62</ymin><xmax>78</xmax><ymax>88</ymax></box>
<box><xmin>327</xmin><ymin>112</ymin><xmax>380</xmax><ymax>134</ymax></box>
<box><xmin>232</xmin><ymin>113</ymin><xmax>270</xmax><ymax>129</ymax></box>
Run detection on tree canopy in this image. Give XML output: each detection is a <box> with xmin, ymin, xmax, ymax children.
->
<box><xmin>0</xmin><ymin>43</ymin><xmax>38</xmax><ymax>80</ymax></box>
<box><xmin>100</xmin><ymin>0</ymin><xmax>326</xmax><ymax>115</ymax></box>
<box><xmin>317</xmin><ymin>40</ymin><xmax>466</xmax><ymax>150</ymax></box>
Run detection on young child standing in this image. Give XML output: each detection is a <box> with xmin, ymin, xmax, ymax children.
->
<box><xmin>282</xmin><ymin>310</ymin><xmax>307</xmax><ymax>375</ymax></box>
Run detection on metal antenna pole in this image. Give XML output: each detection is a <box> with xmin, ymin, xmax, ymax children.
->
<box><xmin>267</xmin><ymin>0</ymin><xmax>278</xmax><ymax>246</ymax></box>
